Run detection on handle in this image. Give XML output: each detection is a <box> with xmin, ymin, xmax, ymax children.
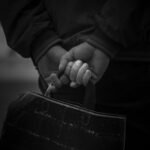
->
<box><xmin>44</xmin><ymin>71</ymin><xmax>96</xmax><ymax>110</ymax></box>
<box><xmin>84</xmin><ymin>81</ymin><xmax>96</xmax><ymax>110</ymax></box>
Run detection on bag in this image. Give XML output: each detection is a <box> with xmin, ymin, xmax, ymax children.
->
<box><xmin>0</xmin><ymin>82</ymin><xmax>126</xmax><ymax>150</ymax></box>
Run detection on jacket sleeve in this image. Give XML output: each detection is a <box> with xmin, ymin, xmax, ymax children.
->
<box><xmin>82</xmin><ymin>0</ymin><xmax>150</xmax><ymax>58</ymax></box>
<box><xmin>57</xmin><ymin>0</ymin><xmax>149</xmax><ymax>58</ymax></box>
<box><xmin>0</xmin><ymin>0</ymin><xmax>61</xmax><ymax>65</ymax></box>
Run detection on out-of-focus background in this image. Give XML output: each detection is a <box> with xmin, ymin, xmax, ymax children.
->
<box><xmin>0</xmin><ymin>24</ymin><xmax>40</xmax><ymax>136</ymax></box>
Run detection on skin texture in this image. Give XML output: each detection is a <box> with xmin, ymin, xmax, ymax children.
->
<box><xmin>38</xmin><ymin>42</ymin><xmax>110</xmax><ymax>91</ymax></box>
<box><xmin>37</xmin><ymin>45</ymin><xmax>69</xmax><ymax>87</ymax></box>
<box><xmin>59</xmin><ymin>42</ymin><xmax>110</xmax><ymax>86</ymax></box>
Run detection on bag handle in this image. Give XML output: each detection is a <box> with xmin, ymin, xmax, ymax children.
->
<box><xmin>44</xmin><ymin>71</ymin><xmax>97</xmax><ymax>110</ymax></box>
<box><xmin>83</xmin><ymin>81</ymin><xmax>96</xmax><ymax>109</ymax></box>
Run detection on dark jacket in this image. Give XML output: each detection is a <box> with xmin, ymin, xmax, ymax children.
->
<box><xmin>0</xmin><ymin>0</ymin><xmax>150</xmax><ymax>65</ymax></box>
<box><xmin>1</xmin><ymin>1</ymin><xmax>150</xmax><ymax>148</ymax></box>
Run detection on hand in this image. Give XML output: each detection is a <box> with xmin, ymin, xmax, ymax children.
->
<box><xmin>37</xmin><ymin>45</ymin><xmax>70</xmax><ymax>89</ymax></box>
<box><xmin>59</xmin><ymin>42</ymin><xmax>110</xmax><ymax>86</ymax></box>
<box><xmin>64</xmin><ymin>60</ymin><xmax>93</xmax><ymax>87</ymax></box>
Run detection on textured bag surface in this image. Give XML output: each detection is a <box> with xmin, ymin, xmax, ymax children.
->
<box><xmin>0</xmin><ymin>92</ymin><xmax>126</xmax><ymax>150</ymax></box>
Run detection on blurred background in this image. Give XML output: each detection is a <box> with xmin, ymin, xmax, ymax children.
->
<box><xmin>0</xmin><ymin>24</ymin><xmax>40</xmax><ymax>136</ymax></box>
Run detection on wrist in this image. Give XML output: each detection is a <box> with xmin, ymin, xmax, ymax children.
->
<box><xmin>37</xmin><ymin>45</ymin><xmax>67</xmax><ymax>78</ymax></box>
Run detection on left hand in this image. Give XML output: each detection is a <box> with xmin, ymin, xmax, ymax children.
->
<box><xmin>37</xmin><ymin>45</ymin><xmax>70</xmax><ymax>89</ymax></box>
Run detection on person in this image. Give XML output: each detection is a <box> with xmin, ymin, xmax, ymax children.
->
<box><xmin>0</xmin><ymin>0</ymin><xmax>150</xmax><ymax>149</ymax></box>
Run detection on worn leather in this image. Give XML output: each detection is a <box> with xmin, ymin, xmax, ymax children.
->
<box><xmin>0</xmin><ymin>92</ymin><xmax>126</xmax><ymax>150</ymax></box>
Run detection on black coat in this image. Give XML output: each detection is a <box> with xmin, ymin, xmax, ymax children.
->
<box><xmin>0</xmin><ymin>0</ymin><xmax>150</xmax><ymax>64</ymax></box>
<box><xmin>1</xmin><ymin>1</ymin><xmax>150</xmax><ymax>148</ymax></box>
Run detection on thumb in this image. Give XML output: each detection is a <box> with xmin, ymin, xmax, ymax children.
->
<box><xmin>59</xmin><ymin>50</ymin><xmax>74</xmax><ymax>72</ymax></box>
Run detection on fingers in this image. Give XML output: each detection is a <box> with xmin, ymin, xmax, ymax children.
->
<box><xmin>60</xmin><ymin>74</ymin><xmax>70</xmax><ymax>85</ymax></box>
<box><xmin>59</xmin><ymin>50</ymin><xmax>74</xmax><ymax>72</ymax></box>
<box><xmin>64</xmin><ymin>61</ymin><xmax>79</xmax><ymax>88</ymax></box>
<box><xmin>45</xmin><ymin>73</ymin><xmax>71</xmax><ymax>97</ymax></box>
<box><xmin>65</xmin><ymin>61</ymin><xmax>74</xmax><ymax>75</ymax></box>
<box><xmin>65</xmin><ymin>60</ymin><xmax>92</xmax><ymax>87</ymax></box>
<box><xmin>70</xmin><ymin>81</ymin><xmax>79</xmax><ymax>88</ymax></box>
<box><xmin>45</xmin><ymin>73</ymin><xmax>60</xmax><ymax>97</ymax></box>
<box><xmin>82</xmin><ymin>69</ymin><xmax>92</xmax><ymax>86</ymax></box>
<box><xmin>76</xmin><ymin>63</ymin><xmax>88</xmax><ymax>85</ymax></box>
<box><xmin>45</xmin><ymin>73</ymin><xmax>71</xmax><ymax>89</ymax></box>
<box><xmin>45</xmin><ymin>59</ymin><xmax>93</xmax><ymax>92</ymax></box>
<box><xmin>45</xmin><ymin>73</ymin><xmax>61</xmax><ymax>89</ymax></box>
<box><xmin>70</xmin><ymin>60</ymin><xmax>83</xmax><ymax>81</ymax></box>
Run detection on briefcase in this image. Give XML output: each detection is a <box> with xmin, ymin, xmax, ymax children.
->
<box><xmin>0</xmin><ymin>82</ymin><xmax>126</xmax><ymax>150</ymax></box>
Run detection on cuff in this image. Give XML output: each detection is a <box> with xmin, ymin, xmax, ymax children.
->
<box><xmin>85</xmin><ymin>35</ymin><xmax>117</xmax><ymax>58</ymax></box>
<box><xmin>31</xmin><ymin>35</ymin><xmax>62</xmax><ymax>66</ymax></box>
<box><xmin>77</xmin><ymin>27</ymin><xmax>122</xmax><ymax>59</ymax></box>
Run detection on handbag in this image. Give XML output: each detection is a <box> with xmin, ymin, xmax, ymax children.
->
<box><xmin>0</xmin><ymin>77</ymin><xmax>126</xmax><ymax>150</ymax></box>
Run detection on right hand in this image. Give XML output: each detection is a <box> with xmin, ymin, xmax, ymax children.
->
<box><xmin>64</xmin><ymin>60</ymin><xmax>93</xmax><ymax>87</ymax></box>
<box><xmin>59</xmin><ymin>42</ymin><xmax>110</xmax><ymax>87</ymax></box>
